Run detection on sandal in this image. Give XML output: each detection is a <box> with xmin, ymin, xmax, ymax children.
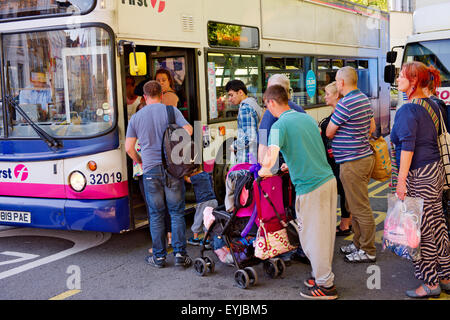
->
<box><xmin>340</xmin><ymin>243</ymin><xmax>358</xmax><ymax>255</ymax></box>
<box><xmin>336</xmin><ymin>226</ymin><xmax>352</xmax><ymax>236</ymax></box>
<box><xmin>344</xmin><ymin>249</ymin><xmax>376</xmax><ymax>263</ymax></box>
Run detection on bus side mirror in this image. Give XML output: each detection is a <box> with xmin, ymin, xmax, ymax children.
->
<box><xmin>129</xmin><ymin>52</ymin><xmax>147</xmax><ymax>76</ymax></box>
<box><xmin>384</xmin><ymin>65</ymin><xmax>396</xmax><ymax>84</ymax></box>
<box><xmin>386</xmin><ymin>51</ymin><xmax>397</xmax><ymax>64</ymax></box>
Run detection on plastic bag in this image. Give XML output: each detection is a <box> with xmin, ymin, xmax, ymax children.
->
<box><xmin>383</xmin><ymin>193</ymin><xmax>424</xmax><ymax>261</ymax></box>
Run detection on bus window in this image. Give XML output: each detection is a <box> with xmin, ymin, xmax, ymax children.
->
<box><xmin>152</xmin><ymin>56</ymin><xmax>188</xmax><ymax>119</ymax></box>
<box><xmin>317</xmin><ymin>59</ymin><xmax>333</xmax><ymax>104</ymax></box>
<box><xmin>357</xmin><ymin>60</ymin><xmax>371</xmax><ymax>98</ymax></box>
<box><xmin>317</xmin><ymin>58</ymin><xmax>377</xmax><ymax>103</ymax></box>
<box><xmin>0</xmin><ymin>0</ymin><xmax>96</xmax><ymax>21</ymax></box>
<box><xmin>207</xmin><ymin>52</ymin><xmax>263</xmax><ymax>122</ymax></box>
<box><xmin>3</xmin><ymin>26</ymin><xmax>114</xmax><ymax>138</ymax></box>
<box><xmin>403</xmin><ymin>40</ymin><xmax>450</xmax><ymax>89</ymax></box>
<box><xmin>264</xmin><ymin>56</ymin><xmax>315</xmax><ymax>107</ymax></box>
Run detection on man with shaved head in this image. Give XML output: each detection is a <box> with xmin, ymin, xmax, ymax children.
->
<box><xmin>326</xmin><ymin>66</ymin><xmax>377</xmax><ymax>264</ymax></box>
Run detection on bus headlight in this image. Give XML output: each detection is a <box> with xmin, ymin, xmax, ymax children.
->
<box><xmin>69</xmin><ymin>171</ymin><xmax>87</xmax><ymax>192</ymax></box>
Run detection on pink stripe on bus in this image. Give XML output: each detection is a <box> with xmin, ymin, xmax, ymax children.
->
<box><xmin>65</xmin><ymin>181</ymin><xmax>129</xmax><ymax>199</ymax></box>
<box><xmin>0</xmin><ymin>181</ymin><xmax>128</xmax><ymax>199</ymax></box>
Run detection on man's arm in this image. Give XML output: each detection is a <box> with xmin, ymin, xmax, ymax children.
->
<box><xmin>258</xmin><ymin>144</ymin><xmax>268</xmax><ymax>164</ymax></box>
<box><xmin>396</xmin><ymin>150</ymin><xmax>414</xmax><ymax>201</ymax></box>
<box><xmin>183</xmin><ymin>123</ymin><xmax>193</xmax><ymax>136</ymax></box>
<box><xmin>326</xmin><ymin>121</ymin><xmax>339</xmax><ymax>140</ymax></box>
<box><xmin>234</xmin><ymin>106</ymin><xmax>257</xmax><ymax>151</ymax></box>
<box><xmin>258</xmin><ymin>145</ymin><xmax>280</xmax><ymax>177</ymax></box>
<box><xmin>125</xmin><ymin>137</ymin><xmax>142</xmax><ymax>164</ymax></box>
<box><xmin>369</xmin><ymin>117</ymin><xmax>376</xmax><ymax>136</ymax></box>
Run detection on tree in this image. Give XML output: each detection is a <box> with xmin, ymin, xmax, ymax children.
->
<box><xmin>345</xmin><ymin>0</ymin><xmax>388</xmax><ymax>11</ymax></box>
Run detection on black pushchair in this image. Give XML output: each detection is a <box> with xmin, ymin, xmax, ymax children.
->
<box><xmin>193</xmin><ymin>163</ymin><xmax>297</xmax><ymax>289</ymax></box>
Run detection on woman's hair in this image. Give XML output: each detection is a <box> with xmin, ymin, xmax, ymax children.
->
<box><xmin>325</xmin><ymin>81</ymin><xmax>342</xmax><ymax>98</ymax></box>
<box><xmin>155</xmin><ymin>68</ymin><xmax>175</xmax><ymax>90</ymax></box>
<box><xmin>427</xmin><ymin>65</ymin><xmax>442</xmax><ymax>95</ymax></box>
<box><xmin>401</xmin><ymin>61</ymin><xmax>441</xmax><ymax>98</ymax></box>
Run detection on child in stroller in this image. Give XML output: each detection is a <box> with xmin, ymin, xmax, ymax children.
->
<box><xmin>193</xmin><ymin>163</ymin><xmax>298</xmax><ymax>289</ymax></box>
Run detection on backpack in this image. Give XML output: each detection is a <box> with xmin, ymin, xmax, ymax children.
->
<box><xmin>161</xmin><ymin>105</ymin><xmax>200</xmax><ymax>179</ymax></box>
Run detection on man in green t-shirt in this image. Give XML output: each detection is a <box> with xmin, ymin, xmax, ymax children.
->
<box><xmin>258</xmin><ymin>85</ymin><xmax>338</xmax><ymax>300</ymax></box>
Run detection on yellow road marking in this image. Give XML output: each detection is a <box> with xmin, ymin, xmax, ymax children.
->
<box><xmin>430</xmin><ymin>292</ymin><xmax>450</xmax><ymax>300</ymax></box>
<box><xmin>368</xmin><ymin>180</ymin><xmax>381</xmax><ymax>189</ymax></box>
<box><xmin>49</xmin><ymin>289</ymin><xmax>81</xmax><ymax>300</ymax></box>
<box><xmin>368</xmin><ymin>182</ymin><xmax>390</xmax><ymax>198</ymax></box>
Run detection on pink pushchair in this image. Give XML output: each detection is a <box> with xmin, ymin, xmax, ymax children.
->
<box><xmin>193</xmin><ymin>163</ymin><xmax>296</xmax><ymax>289</ymax></box>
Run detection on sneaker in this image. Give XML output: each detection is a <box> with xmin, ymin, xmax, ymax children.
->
<box><xmin>300</xmin><ymin>283</ymin><xmax>338</xmax><ymax>300</ymax></box>
<box><xmin>344</xmin><ymin>249</ymin><xmax>376</xmax><ymax>263</ymax></box>
<box><xmin>303</xmin><ymin>277</ymin><xmax>316</xmax><ymax>288</ymax></box>
<box><xmin>145</xmin><ymin>255</ymin><xmax>166</xmax><ymax>268</ymax></box>
<box><xmin>187</xmin><ymin>237</ymin><xmax>202</xmax><ymax>246</ymax></box>
<box><xmin>340</xmin><ymin>243</ymin><xmax>358</xmax><ymax>255</ymax></box>
<box><xmin>201</xmin><ymin>239</ymin><xmax>211</xmax><ymax>249</ymax></box>
<box><xmin>175</xmin><ymin>253</ymin><xmax>193</xmax><ymax>268</ymax></box>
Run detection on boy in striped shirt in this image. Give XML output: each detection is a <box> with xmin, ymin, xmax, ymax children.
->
<box><xmin>326</xmin><ymin>66</ymin><xmax>377</xmax><ymax>263</ymax></box>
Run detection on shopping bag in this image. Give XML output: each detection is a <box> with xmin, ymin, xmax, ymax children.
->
<box><xmin>414</xmin><ymin>98</ymin><xmax>450</xmax><ymax>189</ymax></box>
<box><xmin>369</xmin><ymin>136</ymin><xmax>391</xmax><ymax>182</ymax></box>
<box><xmin>254</xmin><ymin>223</ymin><xmax>296</xmax><ymax>260</ymax></box>
<box><xmin>437</xmin><ymin>109</ymin><xmax>450</xmax><ymax>190</ymax></box>
<box><xmin>382</xmin><ymin>193</ymin><xmax>424</xmax><ymax>261</ymax></box>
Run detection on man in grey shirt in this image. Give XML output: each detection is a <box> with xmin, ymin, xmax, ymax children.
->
<box><xmin>126</xmin><ymin>80</ymin><xmax>193</xmax><ymax>268</ymax></box>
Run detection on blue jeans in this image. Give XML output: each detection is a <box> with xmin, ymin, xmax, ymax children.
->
<box><xmin>143</xmin><ymin>165</ymin><xmax>187</xmax><ymax>258</ymax></box>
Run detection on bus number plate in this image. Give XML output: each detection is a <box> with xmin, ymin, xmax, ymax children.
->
<box><xmin>0</xmin><ymin>210</ymin><xmax>31</xmax><ymax>224</ymax></box>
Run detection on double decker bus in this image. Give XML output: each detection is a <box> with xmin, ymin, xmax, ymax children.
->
<box><xmin>0</xmin><ymin>0</ymin><xmax>390</xmax><ymax>232</ymax></box>
<box><xmin>385</xmin><ymin>1</ymin><xmax>450</xmax><ymax>108</ymax></box>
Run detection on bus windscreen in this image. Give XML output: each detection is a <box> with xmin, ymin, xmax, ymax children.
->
<box><xmin>0</xmin><ymin>0</ymin><xmax>95</xmax><ymax>21</ymax></box>
<box><xmin>403</xmin><ymin>39</ymin><xmax>450</xmax><ymax>88</ymax></box>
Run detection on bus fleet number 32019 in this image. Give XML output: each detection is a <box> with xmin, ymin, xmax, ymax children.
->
<box><xmin>0</xmin><ymin>210</ymin><xmax>31</xmax><ymax>224</ymax></box>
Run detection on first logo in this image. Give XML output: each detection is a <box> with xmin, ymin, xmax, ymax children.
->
<box><xmin>14</xmin><ymin>164</ymin><xmax>29</xmax><ymax>181</ymax></box>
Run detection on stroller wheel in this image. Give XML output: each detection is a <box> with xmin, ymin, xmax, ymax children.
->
<box><xmin>234</xmin><ymin>269</ymin><xmax>250</xmax><ymax>289</ymax></box>
<box><xmin>273</xmin><ymin>258</ymin><xmax>286</xmax><ymax>278</ymax></box>
<box><xmin>194</xmin><ymin>258</ymin><xmax>207</xmax><ymax>277</ymax></box>
<box><xmin>244</xmin><ymin>267</ymin><xmax>258</xmax><ymax>286</ymax></box>
<box><xmin>263</xmin><ymin>259</ymin><xmax>279</xmax><ymax>279</ymax></box>
<box><xmin>204</xmin><ymin>257</ymin><xmax>215</xmax><ymax>273</ymax></box>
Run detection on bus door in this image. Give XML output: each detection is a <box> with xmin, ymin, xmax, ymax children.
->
<box><xmin>148</xmin><ymin>49</ymin><xmax>199</xmax><ymax>125</ymax></box>
<box><xmin>121</xmin><ymin>45</ymin><xmax>199</xmax><ymax>229</ymax></box>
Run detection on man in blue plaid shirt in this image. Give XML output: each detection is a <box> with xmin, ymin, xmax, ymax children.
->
<box><xmin>225</xmin><ymin>80</ymin><xmax>263</xmax><ymax>164</ymax></box>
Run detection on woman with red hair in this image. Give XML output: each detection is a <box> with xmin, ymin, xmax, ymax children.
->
<box><xmin>391</xmin><ymin>61</ymin><xmax>450</xmax><ymax>298</ymax></box>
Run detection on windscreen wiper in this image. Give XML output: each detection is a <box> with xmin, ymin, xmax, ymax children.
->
<box><xmin>5</xmin><ymin>95</ymin><xmax>62</xmax><ymax>151</ymax></box>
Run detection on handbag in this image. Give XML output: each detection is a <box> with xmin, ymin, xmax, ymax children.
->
<box><xmin>255</xmin><ymin>178</ymin><xmax>300</xmax><ymax>247</ymax></box>
<box><xmin>415</xmin><ymin>98</ymin><xmax>450</xmax><ymax>190</ymax></box>
<box><xmin>437</xmin><ymin>109</ymin><xmax>450</xmax><ymax>190</ymax></box>
<box><xmin>254</xmin><ymin>222</ymin><xmax>297</xmax><ymax>260</ymax></box>
<box><xmin>369</xmin><ymin>136</ymin><xmax>391</xmax><ymax>182</ymax></box>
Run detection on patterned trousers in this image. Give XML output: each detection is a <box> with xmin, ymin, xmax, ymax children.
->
<box><xmin>406</xmin><ymin>160</ymin><xmax>450</xmax><ymax>285</ymax></box>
